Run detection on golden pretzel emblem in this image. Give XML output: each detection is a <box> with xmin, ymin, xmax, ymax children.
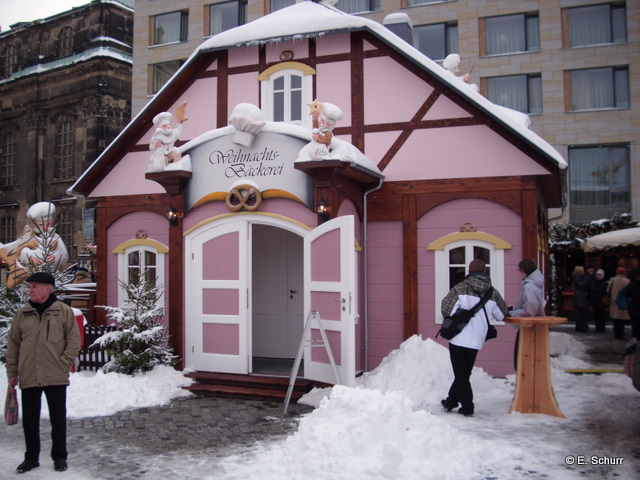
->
<box><xmin>225</xmin><ymin>185</ymin><xmax>262</xmax><ymax>212</ymax></box>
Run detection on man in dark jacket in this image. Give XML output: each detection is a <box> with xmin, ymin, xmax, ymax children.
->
<box><xmin>440</xmin><ymin>259</ymin><xmax>509</xmax><ymax>417</ymax></box>
<box><xmin>625</xmin><ymin>269</ymin><xmax>640</xmax><ymax>340</ymax></box>
<box><xmin>6</xmin><ymin>272</ymin><xmax>81</xmax><ymax>474</ymax></box>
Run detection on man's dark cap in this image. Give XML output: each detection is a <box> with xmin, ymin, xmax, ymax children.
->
<box><xmin>26</xmin><ymin>272</ymin><xmax>55</xmax><ymax>286</ymax></box>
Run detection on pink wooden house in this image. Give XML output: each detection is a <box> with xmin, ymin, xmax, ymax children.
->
<box><xmin>70</xmin><ymin>1</ymin><xmax>566</xmax><ymax>391</ymax></box>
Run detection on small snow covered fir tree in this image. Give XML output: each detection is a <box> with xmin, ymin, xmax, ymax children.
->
<box><xmin>94</xmin><ymin>277</ymin><xmax>176</xmax><ymax>375</ymax></box>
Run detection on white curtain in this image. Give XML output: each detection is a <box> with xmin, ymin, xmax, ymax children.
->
<box><xmin>486</xmin><ymin>15</ymin><xmax>525</xmax><ymax>55</ymax></box>
<box><xmin>569</xmin><ymin>4</ymin><xmax>611</xmax><ymax>47</ymax></box>
<box><xmin>571</xmin><ymin>68</ymin><xmax>614</xmax><ymax>110</ymax></box>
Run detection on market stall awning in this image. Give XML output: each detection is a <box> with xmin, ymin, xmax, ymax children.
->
<box><xmin>581</xmin><ymin>227</ymin><xmax>640</xmax><ymax>252</ymax></box>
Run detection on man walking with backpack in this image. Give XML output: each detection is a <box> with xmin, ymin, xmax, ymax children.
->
<box><xmin>440</xmin><ymin>259</ymin><xmax>509</xmax><ymax>417</ymax></box>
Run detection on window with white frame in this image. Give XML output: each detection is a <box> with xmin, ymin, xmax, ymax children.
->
<box><xmin>568</xmin><ymin>2</ymin><xmax>626</xmax><ymax>48</ymax></box>
<box><xmin>208</xmin><ymin>1</ymin><xmax>246</xmax><ymax>36</ymax></box>
<box><xmin>431</xmin><ymin>235</ymin><xmax>507</xmax><ymax>324</ymax></box>
<box><xmin>569</xmin><ymin>66</ymin><xmax>629</xmax><ymax>111</ymax></box>
<box><xmin>414</xmin><ymin>22</ymin><xmax>458</xmax><ymax>61</ymax></box>
<box><xmin>487</xmin><ymin>74</ymin><xmax>542</xmax><ymax>115</ymax></box>
<box><xmin>569</xmin><ymin>144</ymin><xmax>630</xmax><ymax>223</ymax></box>
<box><xmin>259</xmin><ymin>64</ymin><xmax>315</xmax><ymax>126</ymax></box>
<box><xmin>484</xmin><ymin>13</ymin><xmax>540</xmax><ymax>56</ymax></box>
<box><xmin>116</xmin><ymin>241</ymin><xmax>167</xmax><ymax>307</ymax></box>
<box><xmin>152</xmin><ymin>10</ymin><xmax>188</xmax><ymax>45</ymax></box>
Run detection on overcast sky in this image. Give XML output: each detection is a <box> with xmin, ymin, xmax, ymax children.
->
<box><xmin>0</xmin><ymin>0</ymin><xmax>91</xmax><ymax>32</ymax></box>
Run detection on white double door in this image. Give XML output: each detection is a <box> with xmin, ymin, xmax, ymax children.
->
<box><xmin>185</xmin><ymin>215</ymin><xmax>356</xmax><ymax>386</ymax></box>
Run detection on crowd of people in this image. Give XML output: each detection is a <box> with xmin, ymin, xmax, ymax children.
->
<box><xmin>571</xmin><ymin>264</ymin><xmax>640</xmax><ymax>340</ymax></box>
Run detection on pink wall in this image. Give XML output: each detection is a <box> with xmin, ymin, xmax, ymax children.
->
<box><xmin>105</xmin><ymin>211</ymin><xmax>170</xmax><ymax>328</ymax></box>
<box><xmin>365</xmin><ymin>221</ymin><xmax>405</xmax><ymax>370</ymax></box>
<box><xmin>417</xmin><ymin>198</ymin><xmax>524</xmax><ymax>377</ymax></box>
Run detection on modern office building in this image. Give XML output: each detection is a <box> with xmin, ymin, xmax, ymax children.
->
<box><xmin>132</xmin><ymin>0</ymin><xmax>639</xmax><ymax>226</ymax></box>
<box><xmin>0</xmin><ymin>0</ymin><xmax>134</xmax><ymax>273</ymax></box>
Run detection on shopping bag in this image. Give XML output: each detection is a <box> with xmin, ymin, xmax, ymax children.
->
<box><xmin>5</xmin><ymin>385</ymin><xmax>19</xmax><ymax>426</ymax></box>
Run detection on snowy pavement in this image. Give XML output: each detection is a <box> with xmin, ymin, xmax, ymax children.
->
<box><xmin>1</xmin><ymin>326</ymin><xmax>639</xmax><ymax>480</ymax></box>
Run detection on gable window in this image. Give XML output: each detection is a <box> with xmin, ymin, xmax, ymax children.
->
<box><xmin>487</xmin><ymin>74</ymin><xmax>542</xmax><ymax>115</ymax></box>
<box><xmin>208</xmin><ymin>1</ymin><xmax>247</xmax><ymax>36</ymax></box>
<box><xmin>1</xmin><ymin>45</ymin><xmax>17</xmax><ymax>78</ymax></box>
<box><xmin>430</xmin><ymin>234</ymin><xmax>508</xmax><ymax>324</ymax></box>
<box><xmin>259</xmin><ymin>63</ymin><xmax>315</xmax><ymax>127</ymax></box>
<box><xmin>414</xmin><ymin>22</ymin><xmax>458</xmax><ymax>61</ymax></box>
<box><xmin>0</xmin><ymin>216</ymin><xmax>15</xmax><ymax>244</ymax></box>
<box><xmin>569</xmin><ymin>66</ymin><xmax>629</xmax><ymax>111</ymax></box>
<box><xmin>483</xmin><ymin>13</ymin><xmax>540</xmax><ymax>56</ymax></box>
<box><xmin>567</xmin><ymin>3</ymin><xmax>626</xmax><ymax>47</ymax></box>
<box><xmin>1</xmin><ymin>130</ymin><xmax>16</xmax><ymax>187</ymax></box>
<box><xmin>151</xmin><ymin>60</ymin><xmax>184</xmax><ymax>94</ymax></box>
<box><xmin>153</xmin><ymin>10</ymin><xmax>188</xmax><ymax>45</ymax></box>
<box><xmin>339</xmin><ymin>0</ymin><xmax>381</xmax><ymax>14</ymax></box>
<box><xmin>270</xmin><ymin>0</ymin><xmax>294</xmax><ymax>12</ymax></box>
<box><xmin>55</xmin><ymin>121</ymin><xmax>74</xmax><ymax>179</ymax></box>
<box><xmin>115</xmin><ymin>240</ymin><xmax>168</xmax><ymax>308</ymax></box>
<box><xmin>57</xmin><ymin>26</ymin><xmax>74</xmax><ymax>57</ymax></box>
<box><xmin>569</xmin><ymin>144</ymin><xmax>629</xmax><ymax>223</ymax></box>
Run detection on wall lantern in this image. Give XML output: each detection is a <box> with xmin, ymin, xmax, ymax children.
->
<box><xmin>165</xmin><ymin>206</ymin><xmax>183</xmax><ymax>226</ymax></box>
<box><xmin>316</xmin><ymin>199</ymin><xmax>330</xmax><ymax>223</ymax></box>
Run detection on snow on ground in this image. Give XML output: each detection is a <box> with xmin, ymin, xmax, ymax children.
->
<box><xmin>1</xmin><ymin>332</ymin><xmax>638</xmax><ymax>479</ymax></box>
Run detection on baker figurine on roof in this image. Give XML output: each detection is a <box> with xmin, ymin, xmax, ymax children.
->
<box><xmin>442</xmin><ymin>54</ymin><xmax>479</xmax><ymax>92</ymax></box>
<box><xmin>308</xmin><ymin>100</ymin><xmax>343</xmax><ymax>160</ymax></box>
<box><xmin>147</xmin><ymin>101</ymin><xmax>189</xmax><ymax>173</ymax></box>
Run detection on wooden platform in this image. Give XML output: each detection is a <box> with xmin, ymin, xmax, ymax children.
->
<box><xmin>182</xmin><ymin>371</ymin><xmax>329</xmax><ymax>402</ymax></box>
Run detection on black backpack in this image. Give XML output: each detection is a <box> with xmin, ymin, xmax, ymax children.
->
<box><xmin>437</xmin><ymin>287</ymin><xmax>494</xmax><ymax>340</ymax></box>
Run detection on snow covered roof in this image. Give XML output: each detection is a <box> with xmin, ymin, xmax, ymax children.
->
<box><xmin>191</xmin><ymin>0</ymin><xmax>566</xmax><ymax>170</ymax></box>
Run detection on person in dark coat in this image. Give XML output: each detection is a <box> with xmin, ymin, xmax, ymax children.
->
<box><xmin>590</xmin><ymin>269</ymin><xmax>608</xmax><ymax>333</ymax></box>
<box><xmin>625</xmin><ymin>269</ymin><xmax>640</xmax><ymax>340</ymax></box>
<box><xmin>572</xmin><ymin>266</ymin><xmax>590</xmax><ymax>332</ymax></box>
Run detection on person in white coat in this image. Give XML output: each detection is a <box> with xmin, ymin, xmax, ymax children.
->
<box><xmin>440</xmin><ymin>259</ymin><xmax>509</xmax><ymax>416</ymax></box>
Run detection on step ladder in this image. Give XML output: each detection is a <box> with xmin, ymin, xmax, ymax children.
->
<box><xmin>284</xmin><ymin>310</ymin><xmax>340</xmax><ymax>413</ymax></box>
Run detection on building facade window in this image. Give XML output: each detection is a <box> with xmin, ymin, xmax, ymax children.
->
<box><xmin>1</xmin><ymin>130</ymin><xmax>16</xmax><ymax>187</ymax></box>
<box><xmin>339</xmin><ymin>0</ymin><xmax>381</xmax><ymax>14</ymax></box>
<box><xmin>568</xmin><ymin>2</ymin><xmax>626</xmax><ymax>48</ymax></box>
<box><xmin>1</xmin><ymin>44</ymin><xmax>17</xmax><ymax>78</ymax></box>
<box><xmin>56</xmin><ymin>208</ymin><xmax>74</xmax><ymax>256</ymax></box>
<box><xmin>153</xmin><ymin>10</ymin><xmax>188</xmax><ymax>45</ymax></box>
<box><xmin>407</xmin><ymin>0</ymin><xmax>454</xmax><ymax>5</ymax></box>
<box><xmin>414</xmin><ymin>22</ymin><xmax>458</xmax><ymax>61</ymax></box>
<box><xmin>487</xmin><ymin>74</ymin><xmax>542</xmax><ymax>114</ymax></box>
<box><xmin>432</xmin><ymin>235</ymin><xmax>507</xmax><ymax>324</ymax></box>
<box><xmin>569</xmin><ymin>66</ymin><xmax>629</xmax><ymax>111</ymax></box>
<box><xmin>259</xmin><ymin>63</ymin><xmax>315</xmax><ymax>127</ymax></box>
<box><xmin>270</xmin><ymin>0</ymin><xmax>294</xmax><ymax>12</ymax></box>
<box><xmin>55</xmin><ymin>121</ymin><xmax>74</xmax><ymax>179</ymax></box>
<box><xmin>151</xmin><ymin>60</ymin><xmax>184</xmax><ymax>94</ymax></box>
<box><xmin>569</xmin><ymin>144</ymin><xmax>630</xmax><ymax>223</ymax></box>
<box><xmin>0</xmin><ymin>216</ymin><xmax>15</xmax><ymax>244</ymax></box>
<box><xmin>208</xmin><ymin>1</ymin><xmax>247</xmax><ymax>36</ymax></box>
<box><xmin>57</xmin><ymin>26</ymin><xmax>74</xmax><ymax>57</ymax></box>
<box><xmin>483</xmin><ymin>13</ymin><xmax>540</xmax><ymax>56</ymax></box>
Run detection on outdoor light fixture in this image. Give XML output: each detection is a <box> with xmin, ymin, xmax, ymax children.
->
<box><xmin>316</xmin><ymin>199</ymin><xmax>330</xmax><ymax>223</ymax></box>
<box><xmin>165</xmin><ymin>206</ymin><xmax>183</xmax><ymax>226</ymax></box>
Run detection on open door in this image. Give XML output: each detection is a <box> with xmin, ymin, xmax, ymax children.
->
<box><xmin>303</xmin><ymin>215</ymin><xmax>356</xmax><ymax>386</ymax></box>
<box><xmin>186</xmin><ymin>221</ymin><xmax>249</xmax><ymax>374</ymax></box>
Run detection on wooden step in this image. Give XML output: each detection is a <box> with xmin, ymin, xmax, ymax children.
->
<box><xmin>182</xmin><ymin>371</ymin><xmax>329</xmax><ymax>402</ymax></box>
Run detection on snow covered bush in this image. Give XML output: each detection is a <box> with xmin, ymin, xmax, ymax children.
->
<box><xmin>94</xmin><ymin>277</ymin><xmax>176</xmax><ymax>375</ymax></box>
